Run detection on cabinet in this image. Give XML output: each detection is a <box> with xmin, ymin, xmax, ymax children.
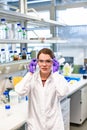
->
<box><xmin>61</xmin><ymin>98</ymin><xmax>70</xmax><ymax>130</ymax></box>
<box><xmin>70</xmin><ymin>85</ymin><xmax>87</xmax><ymax>124</ymax></box>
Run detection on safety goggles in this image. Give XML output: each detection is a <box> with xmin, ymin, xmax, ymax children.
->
<box><xmin>38</xmin><ymin>59</ymin><xmax>53</xmax><ymax>64</ymax></box>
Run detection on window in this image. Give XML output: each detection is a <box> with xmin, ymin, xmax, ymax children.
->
<box><xmin>57</xmin><ymin>7</ymin><xmax>87</xmax><ymax>25</ymax></box>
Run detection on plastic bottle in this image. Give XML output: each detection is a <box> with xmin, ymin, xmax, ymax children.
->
<box><xmin>13</xmin><ymin>50</ymin><xmax>18</xmax><ymax>60</ymax></box>
<box><xmin>63</xmin><ymin>63</ymin><xmax>72</xmax><ymax>76</ymax></box>
<box><xmin>22</xmin><ymin>27</ymin><xmax>27</xmax><ymax>39</ymax></box>
<box><xmin>3</xmin><ymin>91</ymin><xmax>9</xmax><ymax>103</ymax></box>
<box><xmin>9</xmin><ymin>50</ymin><xmax>14</xmax><ymax>62</ymax></box>
<box><xmin>18</xmin><ymin>95</ymin><xmax>26</xmax><ymax>103</ymax></box>
<box><xmin>22</xmin><ymin>48</ymin><xmax>26</xmax><ymax>59</ymax></box>
<box><xmin>5</xmin><ymin>50</ymin><xmax>9</xmax><ymax>63</ymax></box>
<box><xmin>18</xmin><ymin>52</ymin><xmax>22</xmax><ymax>60</ymax></box>
<box><xmin>26</xmin><ymin>52</ymin><xmax>31</xmax><ymax>60</ymax></box>
<box><xmin>9</xmin><ymin>90</ymin><xmax>19</xmax><ymax>105</ymax></box>
<box><xmin>5</xmin><ymin>104</ymin><xmax>11</xmax><ymax>116</ymax></box>
<box><xmin>0</xmin><ymin>48</ymin><xmax>6</xmax><ymax>63</ymax></box>
<box><xmin>0</xmin><ymin>18</ymin><xmax>9</xmax><ymax>39</ymax></box>
<box><xmin>15</xmin><ymin>23</ymin><xmax>22</xmax><ymax>39</ymax></box>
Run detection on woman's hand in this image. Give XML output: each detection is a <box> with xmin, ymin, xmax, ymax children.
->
<box><xmin>53</xmin><ymin>58</ymin><xmax>59</xmax><ymax>73</ymax></box>
<box><xmin>28</xmin><ymin>58</ymin><xmax>37</xmax><ymax>73</ymax></box>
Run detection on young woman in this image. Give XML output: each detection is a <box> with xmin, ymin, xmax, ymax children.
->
<box><xmin>15</xmin><ymin>48</ymin><xmax>68</xmax><ymax>130</ymax></box>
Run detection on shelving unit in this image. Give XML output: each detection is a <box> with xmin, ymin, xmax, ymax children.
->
<box><xmin>0</xmin><ymin>6</ymin><xmax>67</xmax><ymax>79</ymax></box>
<box><xmin>0</xmin><ymin>9</ymin><xmax>65</xmax><ymax>26</ymax></box>
<box><xmin>0</xmin><ymin>39</ymin><xmax>67</xmax><ymax>44</ymax></box>
<box><xmin>0</xmin><ymin>60</ymin><xmax>29</xmax><ymax>79</ymax></box>
<box><xmin>0</xmin><ymin>8</ymin><xmax>67</xmax><ymax>46</ymax></box>
<box><xmin>0</xmin><ymin>4</ymin><xmax>66</xmax><ymax>75</ymax></box>
<box><xmin>0</xmin><ymin>7</ymin><xmax>60</xmax><ymax>77</ymax></box>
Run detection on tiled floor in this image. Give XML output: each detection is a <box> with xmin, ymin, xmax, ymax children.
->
<box><xmin>70</xmin><ymin>119</ymin><xmax>87</xmax><ymax>130</ymax></box>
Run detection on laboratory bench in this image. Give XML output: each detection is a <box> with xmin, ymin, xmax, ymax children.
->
<box><xmin>0</xmin><ymin>77</ymin><xmax>87</xmax><ymax>130</ymax></box>
<box><xmin>0</xmin><ymin>101</ymin><xmax>28</xmax><ymax>130</ymax></box>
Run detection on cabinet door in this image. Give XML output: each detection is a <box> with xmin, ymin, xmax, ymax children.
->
<box><xmin>61</xmin><ymin>98</ymin><xmax>70</xmax><ymax>130</ymax></box>
<box><xmin>70</xmin><ymin>90</ymin><xmax>82</xmax><ymax>124</ymax></box>
<box><xmin>70</xmin><ymin>86</ymin><xmax>87</xmax><ymax>124</ymax></box>
<box><xmin>81</xmin><ymin>86</ymin><xmax>87</xmax><ymax>121</ymax></box>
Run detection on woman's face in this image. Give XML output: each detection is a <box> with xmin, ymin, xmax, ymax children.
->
<box><xmin>37</xmin><ymin>53</ymin><xmax>53</xmax><ymax>74</ymax></box>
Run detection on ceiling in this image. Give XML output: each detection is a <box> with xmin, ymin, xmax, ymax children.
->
<box><xmin>0</xmin><ymin>0</ymin><xmax>87</xmax><ymax>11</ymax></box>
<box><xmin>0</xmin><ymin>0</ymin><xmax>87</xmax><ymax>6</ymax></box>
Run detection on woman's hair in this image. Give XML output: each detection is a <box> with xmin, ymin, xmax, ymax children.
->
<box><xmin>37</xmin><ymin>48</ymin><xmax>55</xmax><ymax>59</ymax></box>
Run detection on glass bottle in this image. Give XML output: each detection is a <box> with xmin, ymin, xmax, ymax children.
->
<box><xmin>0</xmin><ymin>48</ymin><xmax>6</xmax><ymax>63</ymax></box>
<box><xmin>26</xmin><ymin>52</ymin><xmax>31</xmax><ymax>60</ymax></box>
<box><xmin>15</xmin><ymin>23</ymin><xmax>22</xmax><ymax>39</ymax></box>
<box><xmin>9</xmin><ymin>90</ymin><xmax>19</xmax><ymax>105</ymax></box>
<box><xmin>13</xmin><ymin>50</ymin><xmax>18</xmax><ymax>60</ymax></box>
<box><xmin>18</xmin><ymin>52</ymin><xmax>22</xmax><ymax>60</ymax></box>
<box><xmin>0</xmin><ymin>18</ymin><xmax>9</xmax><ymax>39</ymax></box>
<box><xmin>9</xmin><ymin>50</ymin><xmax>14</xmax><ymax>62</ymax></box>
<box><xmin>5</xmin><ymin>104</ymin><xmax>11</xmax><ymax>116</ymax></box>
<box><xmin>3</xmin><ymin>91</ymin><xmax>9</xmax><ymax>103</ymax></box>
<box><xmin>22</xmin><ymin>27</ymin><xmax>27</xmax><ymax>39</ymax></box>
<box><xmin>22</xmin><ymin>48</ymin><xmax>26</xmax><ymax>59</ymax></box>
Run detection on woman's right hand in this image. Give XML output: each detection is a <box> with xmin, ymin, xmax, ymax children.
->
<box><xmin>28</xmin><ymin>58</ymin><xmax>37</xmax><ymax>73</ymax></box>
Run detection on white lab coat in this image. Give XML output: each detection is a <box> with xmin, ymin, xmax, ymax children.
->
<box><xmin>15</xmin><ymin>71</ymin><xmax>69</xmax><ymax>130</ymax></box>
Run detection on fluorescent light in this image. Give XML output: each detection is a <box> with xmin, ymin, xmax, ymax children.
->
<box><xmin>27</xmin><ymin>0</ymin><xmax>51</xmax><ymax>4</ymax></box>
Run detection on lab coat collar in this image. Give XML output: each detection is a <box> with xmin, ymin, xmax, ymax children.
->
<box><xmin>35</xmin><ymin>70</ymin><xmax>53</xmax><ymax>83</ymax></box>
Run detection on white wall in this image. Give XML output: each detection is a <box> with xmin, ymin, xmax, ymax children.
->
<box><xmin>58</xmin><ymin>47</ymin><xmax>84</xmax><ymax>65</ymax></box>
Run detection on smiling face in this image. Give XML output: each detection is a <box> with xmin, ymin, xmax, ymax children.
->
<box><xmin>37</xmin><ymin>53</ymin><xmax>53</xmax><ymax>75</ymax></box>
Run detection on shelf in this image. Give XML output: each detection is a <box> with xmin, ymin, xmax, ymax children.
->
<box><xmin>0</xmin><ymin>9</ymin><xmax>65</xmax><ymax>26</ymax></box>
<box><xmin>0</xmin><ymin>39</ymin><xmax>30</xmax><ymax>44</ymax></box>
<box><xmin>0</xmin><ymin>9</ymin><xmax>66</xmax><ymax>44</ymax></box>
<box><xmin>0</xmin><ymin>60</ymin><xmax>29</xmax><ymax>76</ymax></box>
<box><xmin>0</xmin><ymin>39</ymin><xmax>67</xmax><ymax>44</ymax></box>
<box><xmin>0</xmin><ymin>60</ymin><xmax>29</xmax><ymax>66</ymax></box>
<box><xmin>28</xmin><ymin>37</ymin><xmax>68</xmax><ymax>44</ymax></box>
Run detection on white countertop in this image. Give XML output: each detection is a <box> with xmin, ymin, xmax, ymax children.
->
<box><xmin>67</xmin><ymin>79</ymin><xmax>87</xmax><ymax>96</ymax></box>
<box><xmin>0</xmin><ymin>78</ymin><xmax>87</xmax><ymax>130</ymax></box>
<box><xmin>0</xmin><ymin>101</ymin><xmax>28</xmax><ymax>130</ymax></box>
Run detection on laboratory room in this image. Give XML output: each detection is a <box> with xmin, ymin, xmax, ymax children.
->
<box><xmin>0</xmin><ymin>0</ymin><xmax>87</xmax><ymax>130</ymax></box>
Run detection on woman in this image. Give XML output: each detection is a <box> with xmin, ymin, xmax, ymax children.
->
<box><xmin>15</xmin><ymin>48</ymin><xmax>68</xmax><ymax>130</ymax></box>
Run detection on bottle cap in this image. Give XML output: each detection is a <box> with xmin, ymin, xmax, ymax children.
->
<box><xmin>1</xmin><ymin>49</ymin><xmax>5</xmax><ymax>51</ymax></box>
<box><xmin>22</xmin><ymin>27</ymin><xmax>25</xmax><ymax>30</ymax></box>
<box><xmin>1</xmin><ymin>18</ymin><xmax>5</xmax><ymax>21</ymax></box>
<box><xmin>17</xmin><ymin>23</ymin><xmax>21</xmax><ymax>26</ymax></box>
<box><xmin>14</xmin><ymin>50</ymin><xmax>17</xmax><ymax>53</ymax></box>
<box><xmin>5</xmin><ymin>105</ymin><xmax>10</xmax><ymax>109</ymax></box>
<box><xmin>3</xmin><ymin>91</ymin><xmax>9</xmax><ymax>96</ymax></box>
<box><xmin>9</xmin><ymin>50</ymin><xmax>13</xmax><ymax>53</ymax></box>
<box><xmin>22</xmin><ymin>48</ymin><xmax>26</xmax><ymax>50</ymax></box>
